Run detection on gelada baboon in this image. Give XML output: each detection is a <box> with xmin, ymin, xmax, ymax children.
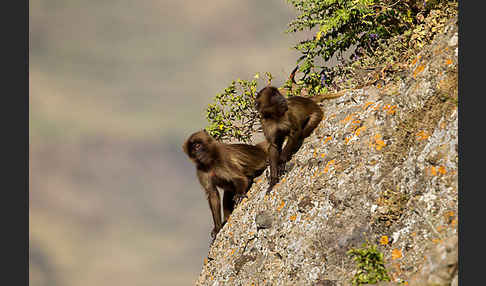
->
<box><xmin>254</xmin><ymin>72</ymin><xmax>345</xmax><ymax>192</ymax></box>
<box><xmin>183</xmin><ymin>130</ymin><xmax>270</xmax><ymax>240</ymax></box>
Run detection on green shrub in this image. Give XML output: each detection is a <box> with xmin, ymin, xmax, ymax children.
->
<box><xmin>205</xmin><ymin>73</ymin><xmax>273</xmax><ymax>142</ymax></box>
<box><xmin>284</xmin><ymin>0</ymin><xmax>449</xmax><ymax>78</ymax></box>
<box><xmin>286</xmin><ymin>70</ymin><xmax>329</xmax><ymax>97</ymax></box>
<box><xmin>347</xmin><ymin>243</ymin><xmax>391</xmax><ymax>285</ymax></box>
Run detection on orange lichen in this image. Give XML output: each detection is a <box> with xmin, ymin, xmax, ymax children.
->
<box><xmin>445</xmin><ymin>59</ymin><xmax>453</xmax><ymax>65</ymax></box>
<box><xmin>445</xmin><ymin>211</ymin><xmax>455</xmax><ymax>218</ymax></box>
<box><xmin>416</xmin><ymin>130</ymin><xmax>429</xmax><ymax>141</ymax></box>
<box><xmin>289</xmin><ymin>215</ymin><xmax>297</xmax><ymax>221</ymax></box>
<box><xmin>372</xmin><ymin>134</ymin><xmax>386</xmax><ymax>150</ymax></box>
<box><xmin>341</xmin><ymin>114</ymin><xmax>353</xmax><ymax>124</ymax></box>
<box><xmin>355</xmin><ymin>126</ymin><xmax>366</xmax><ymax>136</ymax></box>
<box><xmin>411</xmin><ymin>55</ymin><xmax>421</xmax><ymax>66</ymax></box>
<box><xmin>413</xmin><ymin>65</ymin><xmax>425</xmax><ymax>78</ymax></box>
<box><xmin>429</xmin><ymin>166</ymin><xmax>438</xmax><ymax>176</ymax></box>
<box><xmin>445</xmin><ymin>211</ymin><xmax>457</xmax><ymax>226</ymax></box>
<box><xmin>323</xmin><ymin>159</ymin><xmax>336</xmax><ymax>173</ymax></box>
<box><xmin>363</xmin><ymin>102</ymin><xmax>375</xmax><ymax>110</ymax></box>
<box><xmin>344</xmin><ymin>136</ymin><xmax>351</xmax><ymax>144</ymax></box>
<box><xmin>432</xmin><ymin>238</ymin><xmax>443</xmax><ymax>244</ymax></box>
<box><xmin>382</xmin><ymin>104</ymin><xmax>397</xmax><ymax>115</ymax></box>
<box><xmin>321</xmin><ymin>153</ymin><xmax>326</xmax><ymax>158</ymax></box>
<box><xmin>323</xmin><ymin>136</ymin><xmax>332</xmax><ymax>144</ymax></box>
<box><xmin>438</xmin><ymin>165</ymin><xmax>447</xmax><ymax>175</ymax></box>
<box><xmin>277</xmin><ymin>200</ymin><xmax>285</xmax><ymax>211</ymax></box>
<box><xmin>380</xmin><ymin>235</ymin><xmax>389</xmax><ymax>245</ymax></box>
<box><xmin>391</xmin><ymin>248</ymin><xmax>403</xmax><ymax>260</ymax></box>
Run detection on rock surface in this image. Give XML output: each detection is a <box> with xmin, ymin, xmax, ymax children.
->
<box><xmin>196</xmin><ymin>16</ymin><xmax>458</xmax><ymax>286</ymax></box>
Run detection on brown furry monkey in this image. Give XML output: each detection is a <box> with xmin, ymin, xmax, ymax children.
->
<box><xmin>183</xmin><ymin>130</ymin><xmax>269</xmax><ymax>240</ymax></box>
<box><xmin>254</xmin><ymin>75</ymin><xmax>345</xmax><ymax>192</ymax></box>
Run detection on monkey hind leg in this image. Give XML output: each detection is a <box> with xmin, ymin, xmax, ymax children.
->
<box><xmin>302</xmin><ymin>110</ymin><xmax>323</xmax><ymax>138</ymax></box>
<box><xmin>222</xmin><ymin>191</ymin><xmax>235</xmax><ymax>222</ymax></box>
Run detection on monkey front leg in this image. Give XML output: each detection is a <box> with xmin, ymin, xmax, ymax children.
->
<box><xmin>198</xmin><ymin>172</ymin><xmax>223</xmax><ymax>240</ymax></box>
<box><xmin>301</xmin><ymin>110</ymin><xmax>323</xmax><ymax>138</ymax></box>
<box><xmin>206</xmin><ymin>187</ymin><xmax>223</xmax><ymax>240</ymax></box>
<box><xmin>267</xmin><ymin>144</ymin><xmax>281</xmax><ymax>193</ymax></box>
<box><xmin>280</xmin><ymin>129</ymin><xmax>302</xmax><ymax>163</ymax></box>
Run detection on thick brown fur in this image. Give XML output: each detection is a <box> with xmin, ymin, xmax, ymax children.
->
<box><xmin>183</xmin><ymin>130</ymin><xmax>269</xmax><ymax>240</ymax></box>
<box><xmin>255</xmin><ymin>70</ymin><xmax>345</xmax><ymax>192</ymax></box>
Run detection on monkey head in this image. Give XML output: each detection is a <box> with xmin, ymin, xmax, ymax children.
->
<box><xmin>182</xmin><ymin>130</ymin><xmax>216</xmax><ymax>168</ymax></box>
<box><xmin>254</xmin><ymin>86</ymin><xmax>288</xmax><ymax>119</ymax></box>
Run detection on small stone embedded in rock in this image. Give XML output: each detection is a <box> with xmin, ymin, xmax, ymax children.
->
<box><xmin>255</xmin><ymin>211</ymin><xmax>273</xmax><ymax>230</ymax></box>
<box><xmin>315</xmin><ymin>279</ymin><xmax>337</xmax><ymax>286</ymax></box>
<box><xmin>298</xmin><ymin>196</ymin><xmax>314</xmax><ymax>212</ymax></box>
<box><xmin>234</xmin><ymin>254</ymin><xmax>256</xmax><ymax>274</ymax></box>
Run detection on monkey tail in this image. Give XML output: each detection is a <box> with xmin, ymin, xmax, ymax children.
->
<box><xmin>289</xmin><ymin>65</ymin><xmax>299</xmax><ymax>84</ymax></box>
<box><xmin>311</xmin><ymin>90</ymin><xmax>347</xmax><ymax>103</ymax></box>
<box><xmin>279</xmin><ymin>65</ymin><xmax>300</xmax><ymax>96</ymax></box>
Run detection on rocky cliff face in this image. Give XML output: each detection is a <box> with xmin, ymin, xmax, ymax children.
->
<box><xmin>195</xmin><ymin>16</ymin><xmax>458</xmax><ymax>286</ymax></box>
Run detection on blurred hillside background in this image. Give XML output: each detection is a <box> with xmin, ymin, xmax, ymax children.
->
<box><xmin>29</xmin><ymin>1</ymin><xmax>312</xmax><ymax>285</ymax></box>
